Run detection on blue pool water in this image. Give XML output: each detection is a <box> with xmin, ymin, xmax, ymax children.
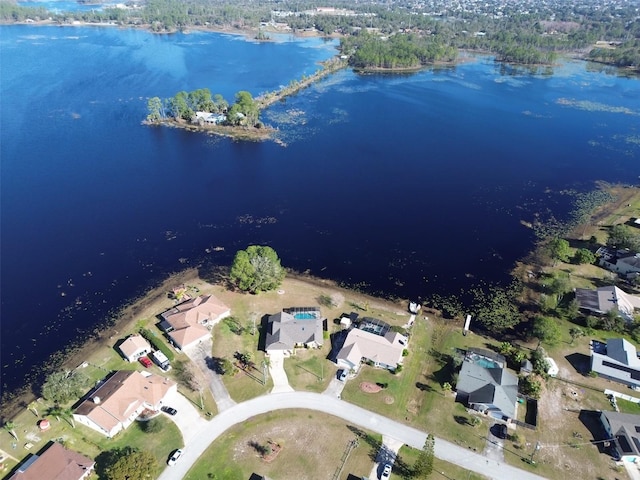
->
<box><xmin>294</xmin><ymin>313</ymin><xmax>317</xmax><ymax>320</ymax></box>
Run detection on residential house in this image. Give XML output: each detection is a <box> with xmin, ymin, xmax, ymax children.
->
<box><xmin>598</xmin><ymin>247</ymin><xmax>640</xmax><ymax>280</ymax></box>
<box><xmin>194</xmin><ymin>111</ymin><xmax>225</xmax><ymax>125</ymax></box>
<box><xmin>575</xmin><ymin>285</ymin><xmax>640</xmax><ymax>321</ymax></box>
<box><xmin>8</xmin><ymin>442</ymin><xmax>94</xmax><ymax>480</ymax></box>
<box><xmin>455</xmin><ymin>348</ymin><xmax>519</xmax><ymax>420</ymax></box>
<box><xmin>336</xmin><ymin>327</ymin><xmax>407</xmax><ymax>373</ymax></box>
<box><xmin>591</xmin><ymin>338</ymin><xmax>640</xmax><ymax>390</ymax></box>
<box><xmin>117</xmin><ymin>334</ymin><xmax>151</xmax><ymax>362</ymax></box>
<box><xmin>265</xmin><ymin>308</ymin><xmax>324</xmax><ymax>355</ymax></box>
<box><xmin>159</xmin><ymin>294</ymin><xmax>230</xmax><ymax>350</ymax></box>
<box><xmin>73</xmin><ymin>370</ymin><xmax>176</xmax><ymax>437</ymax></box>
<box><xmin>599</xmin><ymin>411</ymin><xmax>640</xmax><ymax>462</ymax></box>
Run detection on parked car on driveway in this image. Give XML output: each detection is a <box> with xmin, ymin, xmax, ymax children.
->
<box><xmin>138</xmin><ymin>356</ymin><xmax>152</xmax><ymax>368</ymax></box>
<box><xmin>161</xmin><ymin>406</ymin><xmax>177</xmax><ymax>416</ymax></box>
<box><xmin>167</xmin><ymin>449</ymin><xmax>183</xmax><ymax>466</ymax></box>
<box><xmin>381</xmin><ymin>463</ymin><xmax>392</xmax><ymax>479</ymax></box>
<box><xmin>339</xmin><ymin>369</ymin><xmax>348</xmax><ymax>382</ymax></box>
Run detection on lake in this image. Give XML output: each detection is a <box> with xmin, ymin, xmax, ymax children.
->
<box><xmin>1</xmin><ymin>25</ymin><xmax>639</xmax><ymax>394</ymax></box>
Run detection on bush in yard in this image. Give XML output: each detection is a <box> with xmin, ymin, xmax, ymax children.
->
<box><xmin>139</xmin><ymin>328</ymin><xmax>174</xmax><ymax>361</ymax></box>
<box><xmin>140</xmin><ymin>418</ymin><xmax>162</xmax><ymax>433</ymax></box>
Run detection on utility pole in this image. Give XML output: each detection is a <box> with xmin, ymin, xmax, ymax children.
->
<box><xmin>529</xmin><ymin>441</ymin><xmax>541</xmax><ymax>464</ymax></box>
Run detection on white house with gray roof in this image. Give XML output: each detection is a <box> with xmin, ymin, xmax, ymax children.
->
<box><xmin>598</xmin><ymin>247</ymin><xmax>640</xmax><ymax>279</ymax></box>
<box><xmin>575</xmin><ymin>285</ymin><xmax>640</xmax><ymax>321</ymax></box>
<box><xmin>455</xmin><ymin>349</ymin><xmax>519</xmax><ymax>420</ymax></box>
<box><xmin>591</xmin><ymin>338</ymin><xmax>640</xmax><ymax>389</ymax></box>
<box><xmin>265</xmin><ymin>309</ymin><xmax>324</xmax><ymax>355</ymax></box>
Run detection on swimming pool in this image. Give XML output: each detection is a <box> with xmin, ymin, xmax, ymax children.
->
<box><xmin>474</xmin><ymin>357</ymin><xmax>499</xmax><ymax>369</ymax></box>
<box><xmin>294</xmin><ymin>312</ymin><xmax>317</xmax><ymax>320</ymax></box>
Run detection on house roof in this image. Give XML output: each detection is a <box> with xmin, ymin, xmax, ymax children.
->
<box><xmin>602</xmin><ymin>411</ymin><xmax>640</xmax><ymax>457</ymax></box>
<box><xmin>74</xmin><ymin>371</ymin><xmax>175</xmax><ymax>433</ymax></box>
<box><xmin>606</xmin><ymin>338</ymin><xmax>640</xmax><ymax>367</ymax></box>
<box><xmin>161</xmin><ymin>295</ymin><xmax>230</xmax><ymax>348</ymax></box>
<box><xmin>575</xmin><ymin>286</ymin><xmax>640</xmax><ymax>319</ymax></box>
<box><xmin>118</xmin><ymin>335</ymin><xmax>150</xmax><ymax>360</ymax></box>
<box><xmin>265</xmin><ymin>311</ymin><xmax>324</xmax><ymax>351</ymax></box>
<box><xmin>9</xmin><ymin>442</ymin><xmax>95</xmax><ymax>480</ymax></box>
<box><xmin>337</xmin><ymin>328</ymin><xmax>406</xmax><ymax>368</ymax></box>
<box><xmin>456</xmin><ymin>361</ymin><xmax>519</xmax><ymax>419</ymax></box>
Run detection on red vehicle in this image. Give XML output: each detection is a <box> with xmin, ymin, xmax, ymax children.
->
<box><xmin>139</xmin><ymin>356</ymin><xmax>152</xmax><ymax>368</ymax></box>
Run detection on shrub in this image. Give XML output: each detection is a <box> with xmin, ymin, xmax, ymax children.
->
<box><xmin>140</xmin><ymin>418</ymin><xmax>162</xmax><ymax>433</ymax></box>
<box><xmin>139</xmin><ymin>328</ymin><xmax>175</xmax><ymax>361</ymax></box>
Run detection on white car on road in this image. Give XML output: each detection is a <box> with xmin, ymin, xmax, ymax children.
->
<box><xmin>167</xmin><ymin>449</ymin><xmax>183</xmax><ymax>466</ymax></box>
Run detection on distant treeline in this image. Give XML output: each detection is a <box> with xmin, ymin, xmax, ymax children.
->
<box><xmin>1</xmin><ymin>0</ymin><xmax>638</xmax><ymax>70</ymax></box>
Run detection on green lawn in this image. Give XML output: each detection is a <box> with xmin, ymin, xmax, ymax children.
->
<box><xmin>0</xmin><ymin>407</ymin><xmax>183</xmax><ymax>480</ymax></box>
<box><xmin>283</xmin><ymin>346</ymin><xmax>337</xmax><ymax>392</ymax></box>
<box><xmin>617</xmin><ymin>397</ymin><xmax>640</xmax><ymax>414</ymax></box>
<box><xmin>184</xmin><ymin>410</ymin><xmax>380</xmax><ymax>480</ymax></box>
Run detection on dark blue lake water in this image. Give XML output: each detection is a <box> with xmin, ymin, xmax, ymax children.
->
<box><xmin>1</xmin><ymin>25</ymin><xmax>639</xmax><ymax>394</ymax></box>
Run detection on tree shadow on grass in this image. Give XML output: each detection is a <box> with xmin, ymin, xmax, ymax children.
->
<box><xmin>454</xmin><ymin>415</ymin><xmax>472</xmax><ymax>426</ymax></box>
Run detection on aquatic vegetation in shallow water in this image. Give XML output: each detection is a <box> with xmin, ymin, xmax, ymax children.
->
<box><xmin>556</xmin><ymin>98</ymin><xmax>638</xmax><ymax>115</ymax></box>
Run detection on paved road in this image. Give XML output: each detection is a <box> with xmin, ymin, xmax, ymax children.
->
<box><xmin>157</xmin><ymin>391</ymin><xmax>548</xmax><ymax>480</ymax></box>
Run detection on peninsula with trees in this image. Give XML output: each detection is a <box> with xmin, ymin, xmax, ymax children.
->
<box><xmin>144</xmin><ymin>56</ymin><xmax>346</xmax><ymax>141</ymax></box>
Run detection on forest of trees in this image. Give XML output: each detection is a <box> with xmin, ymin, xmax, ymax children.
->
<box><xmin>1</xmin><ymin>0</ymin><xmax>637</xmax><ymax>70</ymax></box>
<box><xmin>341</xmin><ymin>30</ymin><xmax>457</xmax><ymax>69</ymax></box>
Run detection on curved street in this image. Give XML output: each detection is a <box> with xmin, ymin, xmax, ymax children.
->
<box><xmin>158</xmin><ymin>391</ymin><xmax>547</xmax><ymax>480</ymax></box>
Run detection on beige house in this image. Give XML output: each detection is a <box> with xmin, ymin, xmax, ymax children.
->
<box><xmin>118</xmin><ymin>334</ymin><xmax>151</xmax><ymax>362</ymax></box>
<box><xmin>73</xmin><ymin>370</ymin><xmax>176</xmax><ymax>437</ymax></box>
<box><xmin>337</xmin><ymin>328</ymin><xmax>407</xmax><ymax>373</ymax></box>
<box><xmin>8</xmin><ymin>442</ymin><xmax>94</xmax><ymax>480</ymax></box>
<box><xmin>159</xmin><ymin>295</ymin><xmax>231</xmax><ymax>350</ymax></box>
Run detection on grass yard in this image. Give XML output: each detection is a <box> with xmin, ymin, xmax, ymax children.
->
<box><xmin>0</xmin><ymin>405</ymin><xmax>183</xmax><ymax>479</ymax></box>
<box><xmin>183</xmin><ymin>410</ymin><xmax>380</xmax><ymax>480</ymax></box>
<box><xmin>283</xmin><ymin>346</ymin><xmax>337</xmax><ymax>392</ymax></box>
<box><xmin>398</xmin><ymin>445</ymin><xmax>489</xmax><ymax>480</ymax></box>
<box><xmin>617</xmin><ymin>398</ymin><xmax>640</xmax><ymax>414</ymax></box>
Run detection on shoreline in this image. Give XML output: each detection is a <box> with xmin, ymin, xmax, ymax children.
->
<box><xmin>4</xmin><ymin>184</ymin><xmax>637</xmax><ymax>418</ymax></box>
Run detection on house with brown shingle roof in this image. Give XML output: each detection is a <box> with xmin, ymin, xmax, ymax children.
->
<box><xmin>159</xmin><ymin>295</ymin><xmax>230</xmax><ymax>350</ymax></box>
<box><xmin>8</xmin><ymin>441</ymin><xmax>94</xmax><ymax>480</ymax></box>
<box><xmin>73</xmin><ymin>370</ymin><xmax>176</xmax><ymax>437</ymax></box>
<box><xmin>337</xmin><ymin>327</ymin><xmax>407</xmax><ymax>373</ymax></box>
<box><xmin>117</xmin><ymin>334</ymin><xmax>151</xmax><ymax>362</ymax></box>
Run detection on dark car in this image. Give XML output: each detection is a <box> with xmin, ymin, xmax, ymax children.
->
<box><xmin>161</xmin><ymin>406</ymin><xmax>177</xmax><ymax>416</ymax></box>
<box><xmin>491</xmin><ymin>423</ymin><xmax>508</xmax><ymax>439</ymax></box>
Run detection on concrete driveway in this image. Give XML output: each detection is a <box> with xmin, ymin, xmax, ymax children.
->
<box><xmin>323</xmin><ymin>376</ymin><xmax>347</xmax><ymax>398</ymax></box>
<box><xmin>161</xmin><ymin>388</ymin><xmax>209</xmax><ymax>445</ymax></box>
<box><xmin>369</xmin><ymin>435</ymin><xmax>403</xmax><ymax>480</ymax></box>
<box><xmin>184</xmin><ymin>339</ymin><xmax>236</xmax><ymax>411</ymax></box>
<box><xmin>157</xmin><ymin>392</ymin><xmax>548</xmax><ymax>480</ymax></box>
<box><xmin>483</xmin><ymin>423</ymin><xmax>506</xmax><ymax>462</ymax></box>
<box><xmin>268</xmin><ymin>350</ymin><xmax>294</xmax><ymax>393</ymax></box>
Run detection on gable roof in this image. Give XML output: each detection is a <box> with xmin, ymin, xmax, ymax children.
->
<box><xmin>265</xmin><ymin>311</ymin><xmax>324</xmax><ymax>351</ymax></box>
<box><xmin>456</xmin><ymin>360</ymin><xmax>519</xmax><ymax>419</ymax></box>
<box><xmin>74</xmin><ymin>371</ymin><xmax>175</xmax><ymax>433</ymax></box>
<box><xmin>161</xmin><ymin>295</ymin><xmax>230</xmax><ymax>348</ymax></box>
<box><xmin>602</xmin><ymin>411</ymin><xmax>640</xmax><ymax>457</ymax></box>
<box><xmin>9</xmin><ymin>442</ymin><xmax>95</xmax><ymax>480</ymax></box>
<box><xmin>118</xmin><ymin>335</ymin><xmax>150</xmax><ymax>360</ymax></box>
<box><xmin>575</xmin><ymin>286</ymin><xmax>640</xmax><ymax>319</ymax></box>
<box><xmin>606</xmin><ymin>338</ymin><xmax>640</xmax><ymax>367</ymax></box>
<box><xmin>337</xmin><ymin>328</ymin><xmax>406</xmax><ymax>368</ymax></box>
